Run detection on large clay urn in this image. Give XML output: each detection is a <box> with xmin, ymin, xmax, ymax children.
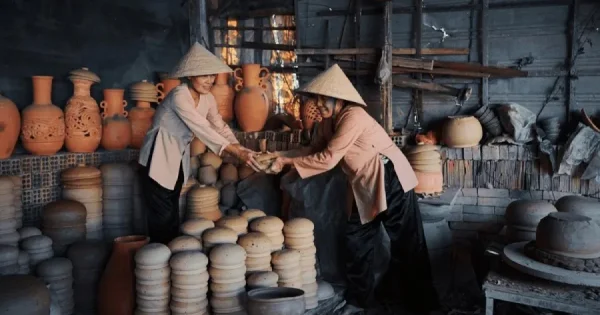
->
<box><xmin>128</xmin><ymin>101</ymin><xmax>155</xmax><ymax>149</ymax></box>
<box><xmin>98</xmin><ymin>235</ymin><xmax>149</xmax><ymax>315</ymax></box>
<box><xmin>21</xmin><ymin>76</ymin><xmax>65</xmax><ymax>155</ymax></box>
<box><xmin>0</xmin><ymin>94</ymin><xmax>20</xmax><ymax>159</ymax></box>
<box><xmin>65</xmin><ymin>68</ymin><xmax>102</xmax><ymax>153</ymax></box>
<box><xmin>442</xmin><ymin>115</ymin><xmax>482</xmax><ymax>148</ymax></box>
<box><xmin>233</xmin><ymin>64</ymin><xmax>270</xmax><ymax>132</ymax></box>
<box><xmin>211</xmin><ymin>73</ymin><xmax>235</xmax><ymax>122</ymax></box>
<box><xmin>156</xmin><ymin>74</ymin><xmax>181</xmax><ymax>102</ymax></box>
<box><xmin>100</xmin><ymin>89</ymin><xmax>131</xmax><ymax>150</ymax></box>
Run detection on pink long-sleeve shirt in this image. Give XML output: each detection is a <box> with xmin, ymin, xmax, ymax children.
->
<box><xmin>293</xmin><ymin>105</ymin><xmax>418</xmax><ymax>224</ymax></box>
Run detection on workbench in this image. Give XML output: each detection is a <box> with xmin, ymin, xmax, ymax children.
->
<box><xmin>483</xmin><ymin>265</ymin><xmax>600</xmax><ymax>315</ymax></box>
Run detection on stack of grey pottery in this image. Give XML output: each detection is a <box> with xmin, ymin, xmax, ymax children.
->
<box><xmin>67</xmin><ymin>240</ymin><xmax>109</xmax><ymax>315</ymax></box>
<box><xmin>473</xmin><ymin>105</ymin><xmax>502</xmax><ymax>137</ymax></box>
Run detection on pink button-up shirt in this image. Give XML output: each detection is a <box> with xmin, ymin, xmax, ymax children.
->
<box><xmin>293</xmin><ymin>106</ymin><xmax>418</xmax><ymax>224</ymax></box>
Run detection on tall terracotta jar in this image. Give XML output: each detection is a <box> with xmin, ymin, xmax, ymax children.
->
<box><xmin>210</xmin><ymin>73</ymin><xmax>235</xmax><ymax>122</ymax></box>
<box><xmin>156</xmin><ymin>74</ymin><xmax>181</xmax><ymax>102</ymax></box>
<box><xmin>128</xmin><ymin>101</ymin><xmax>155</xmax><ymax>149</ymax></box>
<box><xmin>21</xmin><ymin>76</ymin><xmax>65</xmax><ymax>155</ymax></box>
<box><xmin>0</xmin><ymin>93</ymin><xmax>20</xmax><ymax>159</ymax></box>
<box><xmin>233</xmin><ymin>64</ymin><xmax>270</xmax><ymax>132</ymax></box>
<box><xmin>65</xmin><ymin>68</ymin><xmax>102</xmax><ymax>153</ymax></box>
<box><xmin>98</xmin><ymin>235</ymin><xmax>149</xmax><ymax>315</ymax></box>
<box><xmin>100</xmin><ymin>89</ymin><xmax>131</xmax><ymax>150</ymax></box>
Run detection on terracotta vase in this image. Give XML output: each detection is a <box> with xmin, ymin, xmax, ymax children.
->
<box><xmin>233</xmin><ymin>64</ymin><xmax>270</xmax><ymax>132</ymax></box>
<box><xmin>442</xmin><ymin>115</ymin><xmax>482</xmax><ymax>148</ymax></box>
<box><xmin>0</xmin><ymin>93</ymin><xmax>20</xmax><ymax>159</ymax></box>
<box><xmin>128</xmin><ymin>101</ymin><xmax>155</xmax><ymax>149</ymax></box>
<box><xmin>100</xmin><ymin>89</ymin><xmax>131</xmax><ymax>150</ymax></box>
<box><xmin>21</xmin><ymin>76</ymin><xmax>65</xmax><ymax>155</ymax></box>
<box><xmin>98</xmin><ymin>235</ymin><xmax>149</xmax><ymax>315</ymax></box>
<box><xmin>65</xmin><ymin>78</ymin><xmax>102</xmax><ymax>153</ymax></box>
<box><xmin>156</xmin><ymin>78</ymin><xmax>181</xmax><ymax>102</ymax></box>
<box><xmin>210</xmin><ymin>73</ymin><xmax>235</xmax><ymax>122</ymax></box>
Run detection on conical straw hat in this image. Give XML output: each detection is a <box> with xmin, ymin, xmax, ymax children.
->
<box><xmin>170</xmin><ymin>42</ymin><xmax>232</xmax><ymax>78</ymax></box>
<box><xmin>297</xmin><ymin>64</ymin><xmax>366</xmax><ymax>106</ymax></box>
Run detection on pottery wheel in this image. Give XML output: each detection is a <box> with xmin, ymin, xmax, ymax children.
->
<box><xmin>524</xmin><ymin>241</ymin><xmax>600</xmax><ymax>273</ymax></box>
<box><xmin>503</xmin><ymin>242</ymin><xmax>600</xmax><ymax>287</ymax></box>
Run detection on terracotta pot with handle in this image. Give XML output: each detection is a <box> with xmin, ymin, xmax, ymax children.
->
<box><xmin>156</xmin><ymin>74</ymin><xmax>181</xmax><ymax>103</ymax></box>
<box><xmin>128</xmin><ymin>101</ymin><xmax>155</xmax><ymax>149</ymax></box>
<box><xmin>100</xmin><ymin>89</ymin><xmax>131</xmax><ymax>150</ymax></box>
<box><xmin>233</xmin><ymin>64</ymin><xmax>270</xmax><ymax>132</ymax></box>
<box><xmin>210</xmin><ymin>73</ymin><xmax>235</xmax><ymax>122</ymax></box>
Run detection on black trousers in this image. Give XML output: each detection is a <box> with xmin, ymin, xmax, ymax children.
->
<box><xmin>139</xmin><ymin>137</ymin><xmax>184</xmax><ymax>245</ymax></box>
<box><xmin>345</xmin><ymin>161</ymin><xmax>439</xmax><ymax>313</ymax></box>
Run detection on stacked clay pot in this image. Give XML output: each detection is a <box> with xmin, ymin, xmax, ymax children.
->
<box><xmin>60</xmin><ymin>164</ymin><xmax>103</xmax><ymax>240</ymax></box>
<box><xmin>100</xmin><ymin>88</ymin><xmax>131</xmax><ymax>150</ymax></box>
<box><xmin>505</xmin><ymin>200</ymin><xmax>557</xmax><ymax>243</ymax></box>
<box><xmin>181</xmin><ymin>218</ymin><xmax>215</xmax><ymax>241</ymax></box>
<box><xmin>8</xmin><ymin>176</ymin><xmax>23</xmax><ymax>228</ymax></box>
<box><xmin>202</xmin><ymin>227</ymin><xmax>238</xmax><ymax>253</ymax></box>
<box><xmin>0</xmin><ymin>94</ymin><xmax>20</xmax><ymax>159</ymax></box>
<box><xmin>170</xmin><ymin>251</ymin><xmax>210</xmax><ymax>315</ymax></box>
<box><xmin>135</xmin><ymin>243</ymin><xmax>172</xmax><ymax>314</ymax></box>
<box><xmin>250</xmin><ymin>216</ymin><xmax>285</xmax><ymax>252</ymax></box>
<box><xmin>272</xmin><ymin>249</ymin><xmax>303</xmax><ymax>289</ymax></box>
<box><xmin>18</xmin><ymin>226</ymin><xmax>42</xmax><ymax>241</ymax></box>
<box><xmin>241</xmin><ymin>209</ymin><xmax>267</xmax><ymax>223</ymax></box>
<box><xmin>42</xmin><ymin>200</ymin><xmax>87</xmax><ymax>256</ymax></box>
<box><xmin>130</xmin><ymin>161</ymin><xmax>147</xmax><ymax>235</ymax></box>
<box><xmin>179</xmin><ymin>177</ymin><xmax>198</xmax><ymax>221</ymax></box>
<box><xmin>18</xmin><ymin>251</ymin><xmax>30</xmax><ymax>275</ymax></box>
<box><xmin>535</xmin><ymin>212</ymin><xmax>600</xmax><ymax>259</ymax></box>
<box><xmin>20</xmin><ymin>234</ymin><xmax>53</xmax><ymax>269</ymax></box>
<box><xmin>405</xmin><ymin>145</ymin><xmax>443</xmax><ymax>195</ymax></box>
<box><xmin>216</xmin><ymin>215</ymin><xmax>248</xmax><ymax>236</ymax></box>
<box><xmin>247</xmin><ymin>271</ymin><xmax>278</xmax><ymax>290</ymax></box>
<box><xmin>67</xmin><ymin>241</ymin><xmax>108</xmax><ymax>315</ymax></box>
<box><xmin>129</xmin><ymin>80</ymin><xmax>157</xmax><ymax>149</ymax></box>
<box><xmin>442</xmin><ymin>115</ymin><xmax>483</xmax><ymax>148</ymax></box>
<box><xmin>0</xmin><ymin>177</ymin><xmax>19</xmax><ymax>246</ymax></box>
<box><xmin>168</xmin><ymin>236</ymin><xmax>203</xmax><ymax>254</ymax></box>
<box><xmin>36</xmin><ymin>257</ymin><xmax>74</xmax><ymax>314</ymax></box>
<box><xmin>187</xmin><ymin>186</ymin><xmax>222</xmax><ymax>222</ymax></box>
<box><xmin>64</xmin><ymin>68</ymin><xmax>102</xmax><ymax>153</ymax></box>
<box><xmin>100</xmin><ymin>163</ymin><xmax>135</xmax><ymax>241</ymax></box>
<box><xmin>209</xmin><ymin>244</ymin><xmax>247</xmax><ymax>314</ymax></box>
<box><xmin>283</xmin><ymin>218</ymin><xmax>318</xmax><ymax>309</ymax></box>
<box><xmin>0</xmin><ymin>245</ymin><xmax>19</xmax><ymax>275</ymax></box>
<box><xmin>238</xmin><ymin>232</ymin><xmax>272</xmax><ymax>275</ymax></box>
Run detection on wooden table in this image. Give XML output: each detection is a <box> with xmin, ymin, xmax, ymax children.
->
<box><xmin>483</xmin><ymin>266</ymin><xmax>600</xmax><ymax>315</ymax></box>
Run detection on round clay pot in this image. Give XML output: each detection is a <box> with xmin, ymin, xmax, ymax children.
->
<box><xmin>202</xmin><ymin>227</ymin><xmax>238</xmax><ymax>245</ymax></box>
<box><xmin>250</xmin><ymin>216</ymin><xmax>284</xmax><ymax>234</ymax></box>
<box><xmin>209</xmin><ymin>244</ymin><xmax>246</xmax><ymax>267</ymax></box>
<box><xmin>247</xmin><ymin>287</ymin><xmax>305</xmax><ymax>315</ymax></box>
<box><xmin>156</xmin><ymin>76</ymin><xmax>181</xmax><ymax>103</ymax></box>
<box><xmin>554</xmin><ymin>195</ymin><xmax>600</xmax><ymax>222</ymax></box>
<box><xmin>216</xmin><ymin>216</ymin><xmax>248</xmax><ymax>236</ymax></box>
<box><xmin>0</xmin><ymin>275</ymin><xmax>51</xmax><ymax>315</ymax></box>
<box><xmin>247</xmin><ymin>271</ymin><xmax>278</xmax><ymax>287</ymax></box>
<box><xmin>199</xmin><ymin>152</ymin><xmax>222</xmax><ymax>170</ymax></box>
<box><xmin>237</xmin><ymin>232</ymin><xmax>271</xmax><ymax>254</ymax></box>
<box><xmin>233</xmin><ymin>64</ymin><xmax>270</xmax><ymax>132</ymax></box>
<box><xmin>198</xmin><ymin>165</ymin><xmax>218</xmax><ymax>186</ymax></box>
<box><xmin>211</xmin><ymin>73</ymin><xmax>235</xmax><ymax>123</ymax></box>
<box><xmin>21</xmin><ymin>76</ymin><xmax>65</xmax><ymax>155</ymax></box>
<box><xmin>283</xmin><ymin>218</ymin><xmax>314</xmax><ymax>237</ymax></box>
<box><xmin>536</xmin><ymin>212</ymin><xmax>600</xmax><ymax>258</ymax></box>
<box><xmin>180</xmin><ymin>219</ymin><xmax>215</xmax><ymax>238</ymax></box>
<box><xmin>65</xmin><ymin>70</ymin><xmax>102</xmax><ymax>153</ymax></box>
<box><xmin>169</xmin><ymin>251</ymin><xmax>208</xmax><ymax>272</ymax></box>
<box><xmin>190</xmin><ymin>138</ymin><xmax>207</xmax><ymax>156</ymax></box>
<box><xmin>442</xmin><ymin>115</ymin><xmax>482</xmax><ymax>148</ymax></box>
<box><xmin>167</xmin><ymin>236</ymin><xmax>203</xmax><ymax>253</ymax></box>
<box><xmin>220</xmin><ymin>183</ymin><xmax>239</xmax><ymax>208</ymax></box>
<box><xmin>241</xmin><ymin>209</ymin><xmax>267</xmax><ymax>222</ymax></box>
<box><xmin>100</xmin><ymin>89</ymin><xmax>131</xmax><ymax>150</ymax></box>
<box><xmin>219</xmin><ymin>164</ymin><xmax>238</xmax><ymax>184</ymax></box>
<box><xmin>505</xmin><ymin>200</ymin><xmax>557</xmax><ymax>228</ymax></box>
<box><xmin>0</xmin><ymin>94</ymin><xmax>20</xmax><ymax>159</ymax></box>
<box><xmin>128</xmin><ymin>101</ymin><xmax>155</xmax><ymax>149</ymax></box>
<box><xmin>413</xmin><ymin>171</ymin><xmax>443</xmax><ymax>194</ymax></box>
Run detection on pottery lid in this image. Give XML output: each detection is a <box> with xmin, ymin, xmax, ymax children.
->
<box><xmin>42</xmin><ymin>200</ymin><xmax>87</xmax><ymax>225</ymax></box>
<box><xmin>168</xmin><ymin>236</ymin><xmax>203</xmax><ymax>253</ymax></box>
<box><xmin>250</xmin><ymin>216</ymin><xmax>284</xmax><ymax>233</ymax></box>
<box><xmin>271</xmin><ymin>249</ymin><xmax>301</xmax><ymax>265</ymax></box>
<box><xmin>283</xmin><ymin>218</ymin><xmax>315</xmax><ymax>234</ymax></box>
<box><xmin>505</xmin><ymin>200</ymin><xmax>557</xmax><ymax>226</ymax></box>
<box><xmin>0</xmin><ymin>178</ymin><xmax>13</xmax><ymax>193</ymax></box>
<box><xmin>181</xmin><ymin>219</ymin><xmax>215</xmax><ymax>236</ymax></box>
<box><xmin>69</xmin><ymin>67</ymin><xmax>101</xmax><ymax>83</ymax></box>
<box><xmin>169</xmin><ymin>42</ymin><xmax>232</xmax><ymax>78</ymax></box>
<box><xmin>202</xmin><ymin>227</ymin><xmax>238</xmax><ymax>243</ymax></box>
<box><xmin>237</xmin><ymin>232</ymin><xmax>272</xmax><ymax>254</ymax></box>
<box><xmin>297</xmin><ymin>64</ymin><xmax>366</xmax><ymax>106</ymax></box>
<box><xmin>135</xmin><ymin>243</ymin><xmax>172</xmax><ymax>266</ymax></box>
<box><xmin>209</xmin><ymin>243</ymin><xmax>246</xmax><ymax>265</ymax></box>
<box><xmin>216</xmin><ymin>216</ymin><xmax>248</xmax><ymax>231</ymax></box>
<box><xmin>99</xmin><ymin>163</ymin><xmax>135</xmax><ymax>184</ymax></box>
<box><xmin>61</xmin><ymin>165</ymin><xmax>101</xmax><ymax>181</ymax></box>
<box><xmin>130</xmin><ymin>80</ymin><xmax>157</xmax><ymax>91</ymax></box>
<box><xmin>241</xmin><ymin>209</ymin><xmax>267</xmax><ymax>222</ymax></box>
<box><xmin>0</xmin><ymin>245</ymin><xmax>18</xmax><ymax>263</ymax></box>
<box><xmin>36</xmin><ymin>257</ymin><xmax>73</xmax><ymax>277</ymax></box>
<box><xmin>170</xmin><ymin>251</ymin><xmax>209</xmax><ymax>271</ymax></box>
<box><xmin>247</xmin><ymin>271</ymin><xmax>279</xmax><ymax>286</ymax></box>
<box><xmin>21</xmin><ymin>235</ymin><xmax>53</xmax><ymax>250</ymax></box>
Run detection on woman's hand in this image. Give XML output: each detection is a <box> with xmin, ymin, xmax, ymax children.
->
<box><xmin>225</xmin><ymin>144</ymin><xmax>263</xmax><ymax>172</ymax></box>
<box><xmin>267</xmin><ymin>156</ymin><xmax>293</xmax><ymax>174</ymax></box>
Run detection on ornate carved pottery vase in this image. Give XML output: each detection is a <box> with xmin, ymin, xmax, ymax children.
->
<box><xmin>21</xmin><ymin>76</ymin><xmax>65</xmax><ymax>155</ymax></box>
<box><xmin>100</xmin><ymin>89</ymin><xmax>131</xmax><ymax>150</ymax></box>
<box><xmin>156</xmin><ymin>78</ymin><xmax>181</xmax><ymax>102</ymax></box>
<box><xmin>0</xmin><ymin>93</ymin><xmax>20</xmax><ymax>159</ymax></box>
<box><xmin>65</xmin><ymin>79</ymin><xmax>102</xmax><ymax>153</ymax></box>
<box><xmin>210</xmin><ymin>73</ymin><xmax>235</xmax><ymax>123</ymax></box>
<box><xmin>128</xmin><ymin>101</ymin><xmax>155</xmax><ymax>149</ymax></box>
<box><xmin>233</xmin><ymin>64</ymin><xmax>270</xmax><ymax>132</ymax></box>
<box><xmin>98</xmin><ymin>235</ymin><xmax>149</xmax><ymax>315</ymax></box>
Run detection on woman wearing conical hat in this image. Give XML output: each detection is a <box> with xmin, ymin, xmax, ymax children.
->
<box><xmin>138</xmin><ymin>43</ymin><xmax>262</xmax><ymax>244</ymax></box>
<box><xmin>268</xmin><ymin>64</ymin><xmax>439</xmax><ymax>313</ymax></box>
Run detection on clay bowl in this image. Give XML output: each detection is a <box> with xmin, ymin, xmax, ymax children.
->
<box><xmin>247</xmin><ymin>287</ymin><xmax>305</xmax><ymax>315</ymax></box>
<box><xmin>554</xmin><ymin>195</ymin><xmax>600</xmax><ymax>222</ymax></box>
<box><xmin>535</xmin><ymin>212</ymin><xmax>600</xmax><ymax>259</ymax></box>
<box><xmin>505</xmin><ymin>200</ymin><xmax>557</xmax><ymax>229</ymax></box>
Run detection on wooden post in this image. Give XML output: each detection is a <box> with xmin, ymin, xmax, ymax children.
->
<box><xmin>189</xmin><ymin>0</ymin><xmax>212</xmax><ymax>48</ymax></box>
<box><xmin>413</xmin><ymin>0</ymin><xmax>423</xmax><ymax>133</ymax></box>
<box><xmin>566</xmin><ymin>0</ymin><xmax>579</xmax><ymax>123</ymax></box>
<box><xmin>479</xmin><ymin>0</ymin><xmax>490</xmax><ymax>107</ymax></box>
<box><xmin>382</xmin><ymin>1</ymin><xmax>393</xmax><ymax>133</ymax></box>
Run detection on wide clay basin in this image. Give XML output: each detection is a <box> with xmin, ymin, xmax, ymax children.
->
<box><xmin>247</xmin><ymin>287</ymin><xmax>305</xmax><ymax>315</ymax></box>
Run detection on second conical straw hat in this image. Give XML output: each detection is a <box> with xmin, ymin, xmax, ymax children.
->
<box><xmin>170</xmin><ymin>42</ymin><xmax>232</xmax><ymax>78</ymax></box>
<box><xmin>297</xmin><ymin>64</ymin><xmax>366</xmax><ymax>106</ymax></box>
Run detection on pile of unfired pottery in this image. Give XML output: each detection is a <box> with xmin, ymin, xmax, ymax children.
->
<box><xmin>170</xmin><ymin>251</ymin><xmax>210</xmax><ymax>315</ymax></box>
<box><xmin>209</xmin><ymin>244</ymin><xmax>247</xmax><ymax>314</ymax></box>
<box><xmin>36</xmin><ymin>257</ymin><xmax>74</xmax><ymax>314</ymax></box>
<box><xmin>42</xmin><ymin>200</ymin><xmax>87</xmax><ymax>256</ymax></box>
<box><xmin>61</xmin><ymin>165</ymin><xmax>104</xmax><ymax>240</ymax></box>
<box><xmin>404</xmin><ymin>145</ymin><xmax>443</xmax><ymax>195</ymax></box>
<box><xmin>135</xmin><ymin>243</ymin><xmax>172</xmax><ymax>314</ymax></box>
<box><xmin>283</xmin><ymin>218</ymin><xmax>318</xmax><ymax>309</ymax></box>
<box><xmin>250</xmin><ymin>216</ymin><xmax>285</xmax><ymax>252</ymax></box>
<box><xmin>101</xmin><ymin>163</ymin><xmax>135</xmax><ymax>241</ymax></box>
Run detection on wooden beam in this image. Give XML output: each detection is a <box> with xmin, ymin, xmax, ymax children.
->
<box><xmin>435</xmin><ymin>60</ymin><xmax>527</xmax><ymax>77</ymax></box>
<box><xmin>392</xmin><ymin>77</ymin><xmax>472</xmax><ymax>101</ymax></box>
<box><xmin>393</xmin><ymin>67</ymin><xmax>490</xmax><ymax>78</ymax></box>
<box><xmin>211</xmin><ymin>26</ymin><xmax>296</xmax><ymax>31</ymax></box>
<box><xmin>215</xmin><ymin>42</ymin><xmax>296</xmax><ymax>51</ymax></box>
<box><xmin>335</xmin><ymin>55</ymin><xmax>434</xmax><ymax>70</ymax></box>
<box><xmin>295</xmin><ymin>47</ymin><xmax>469</xmax><ymax>56</ymax></box>
<box><xmin>382</xmin><ymin>1</ymin><xmax>393</xmax><ymax>133</ymax></box>
<box><xmin>189</xmin><ymin>0</ymin><xmax>212</xmax><ymax>48</ymax></box>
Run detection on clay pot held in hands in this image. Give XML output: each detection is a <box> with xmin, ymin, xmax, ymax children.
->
<box><xmin>211</xmin><ymin>73</ymin><xmax>235</xmax><ymax>122</ymax></box>
<box><xmin>64</xmin><ymin>68</ymin><xmax>102</xmax><ymax>153</ymax></box>
<box><xmin>233</xmin><ymin>64</ymin><xmax>270</xmax><ymax>132</ymax></box>
<box><xmin>442</xmin><ymin>115</ymin><xmax>482</xmax><ymax>148</ymax></box>
<box><xmin>535</xmin><ymin>212</ymin><xmax>600</xmax><ymax>259</ymax></box>
<box><xmin>100</xmin><ymin>89</ymin><xmax>131</xmax><ymax>150</ymax></box>
<box><xmin>0</xmin><ymin>94</ymin><xmax>20</xmax><ymax>159</ymax></box>
<box><xmin>21</xmin><ymin>76</ymin><xmax>65</xmax><ymax>155</ymax></box>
